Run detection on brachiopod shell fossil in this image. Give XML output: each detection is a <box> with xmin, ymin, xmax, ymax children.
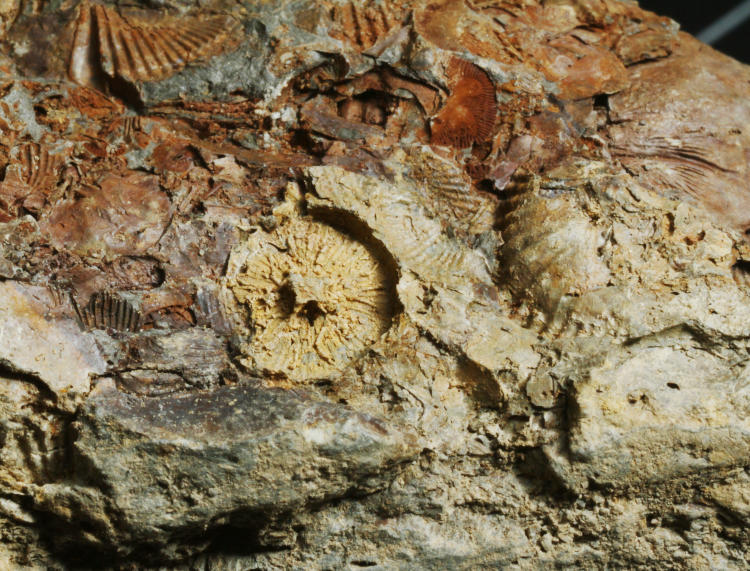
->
<box><xmin>224</xmin><ymin>212</ymin><xmax>394</xmax><ymax>381</ymax></box>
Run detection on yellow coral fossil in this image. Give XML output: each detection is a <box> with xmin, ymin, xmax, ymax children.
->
<box><xmin>224</xmin><ymin>212</ymin><xmax>392</xmax><ymax>381</ymax></box>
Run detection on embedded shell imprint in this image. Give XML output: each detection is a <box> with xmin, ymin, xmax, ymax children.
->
<box><xmin>6</xmin><ymin>0</ymin><xmax>750</xmax><ymax>566</ymax></box>
<box><xmin>70</xmin><ymin>3</ymin><xmax>241</xmax><ymax>85</ymax></box>
<box><xmin>224</xmin><ymin>216</ymin><xmax>393</xmax><ymax>381</ymax></box>
<box><xmin>431</xmin><ymin>58</ymin><xmax>496</xmax><ymax>149</ymax></box>
<box><xmin>331</xmin><ymin>0</ymin><xmax>409</xmax><ymax>51</ymax></box>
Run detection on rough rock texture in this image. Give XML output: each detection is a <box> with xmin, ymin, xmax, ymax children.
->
<box><xmin>0</xmin><ymin>0</ymin><xmax>749</xmax><ymax>568</ymax></box>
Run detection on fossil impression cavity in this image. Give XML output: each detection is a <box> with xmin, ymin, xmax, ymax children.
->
<box><xmin>225</xmin><ymin>215</ymin><xmax>393</xmax><ymax>380</ymax></box>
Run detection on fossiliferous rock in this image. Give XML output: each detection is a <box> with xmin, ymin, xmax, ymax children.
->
<box><xmin>1</xmin><ymin>0</ymin><xmax>750</xmax><ymax>568</ymax></box>
<box><xmin>223</xmin><ymin>186</ymin><xmax>398</xmax><ymax>381</ymax></box>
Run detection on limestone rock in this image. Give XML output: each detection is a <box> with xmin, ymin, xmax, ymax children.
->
<box><xmin>706</xmin><ymin>476</ymin><xmax>750</xmax><ymax>526</ymax></box>
<box><xmin>0</xmin><ymin>281</ymin><xmax>105</xmax><ymax>411</ymax></box>
<box><xmin>0</xmin><ymin>0</ymin><xmax>749</xmax><ymax>568</ymax></box>
<box><xmin>34</xmin><ymin>382</ymin><xmax>418</xmax><ymax>559</ymax></box>
<box><xmin>569</xmin><ymin>336</ymin><xmax>750</xmax><ymax>486</ymax></box>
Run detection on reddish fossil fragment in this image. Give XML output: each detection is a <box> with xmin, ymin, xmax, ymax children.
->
<box><xmin>535</xmin><ymin>36</ymin><xmax>628</xmax><ymax>100</ymax></box>
<box><xmin>430</xmin><ymin>59</ymin><xmax>496</xmax><ymax>149</ymax></box>
<box><xmin>42</xmin><ymin>172</ymin><xmax>170</xmax><ymax>257</ymax></box>
<box><xmin>414</xmin><ymin>0</ymin><xmax>467</xmax><ymax>52</ymax></box>
<box><xmin>69</xmin><ymin>3</ymin><xmax>241</xmax><ymax>86</ymax></box>
<box><xmin>606</xmin><ymin>37</ymin><xmax>750</xmax><ymax>234</ymax></box>
<box><xmin>338</xmin><ymin>94</ymin><xmax>389</xmax><ymax>126</ymax></box>
<box><xmin>331</xmin><ymin>0</ymin><xmax>408</xmax><ymax>51</ymax></box>
<box><xmin>0</xmin><ymin>143</ymin><xmax>63</xmax><ymax>217</ymax></box>
<box><xmin>416</xmin><ymin>0</ymin><xmax>676</xmax><ymax>97</ymax></box>
<box><xmin>108</xmin><ymin>256</ymin><xmax>165</xmax><ymax>290</ymax></box>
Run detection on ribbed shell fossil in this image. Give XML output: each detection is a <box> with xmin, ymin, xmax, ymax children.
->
<box><xmin>331</xmin><ymin>0</ymin><xmax>408</xmax><ymax>51</ymax></box>
<box><xmin>407</xmin><ymin>146</ymin><xmax>496</xmax><ymax>235</ymax></box>
<box><xmin>431</xmin><ymin>58</ymin><xmax>496</xmax><ymax>148</ymax></box>
<box><xmin>0</xmin><ymin>143</ymin><xmax>62</xmax><ymax>218</ymax></box>
<box><xmin>74</xmin><ymin>292</ymin><xmax>142</xmax><ymax>332</ymax></box>
<box><xmin>224</xmin><ymin>217</ymin><xmax>393</xmax><ymax>381</ymax></box>
<box><xmin>70</xmin><ymin>3</ymin><xmax>240</xmax><ymax>85</ymax></box>
<box><xmin>13</xmin><ymin>143</ymin><xmax>61</xmax><ymax>191</ymax></box>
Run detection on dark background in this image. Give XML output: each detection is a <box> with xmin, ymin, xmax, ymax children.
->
<box><xmin>638</xmin><ymin>0</ymin><xmax>750</xmax><ymax>63</ymax></box>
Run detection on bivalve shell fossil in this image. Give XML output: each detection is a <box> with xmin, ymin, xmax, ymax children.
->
<box><xmin>431</xmin><ymin>58</ymin><xmax>496</xmax><ymax>149</ymax></box>
<box><xmin>70</xmin><ymin>3</ymin><xmax>241</xmax><ymax>85</ymax></box>
<box><xmin>224</xmin><ymin>214</ymin><xmax>395</xmax><ymax>381</ymax></box>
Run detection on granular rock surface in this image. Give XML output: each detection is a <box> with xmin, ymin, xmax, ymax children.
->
<box><xmin>0</xmin><ymin>0</ymin><xmax>749</xmax><ymax>569</ymax></box>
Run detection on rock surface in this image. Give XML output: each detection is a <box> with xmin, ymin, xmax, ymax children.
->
<box><xmin>35</xmin><ymin>382</ymin><xmax>417</xmax><ymax>561</ymax></box>
<box><xmin>0</xmin><ymin>0</ymin><xmax>749</xmax><ymax>568</ymax></box>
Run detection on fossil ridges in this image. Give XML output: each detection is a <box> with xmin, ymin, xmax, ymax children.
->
<box><xmin>224</xmin><ymin>200</ymin><xmax>395</xmax><ymax>381</ymax></box>
<box><xmin>430</xmin><ymin>59</ymin><xmax>496</xmax><ymax>149</ymax></box>
<box><xmin>70</xmin><ymin>3</ymin><xmax>241</xmax><ymax>85</ymax></box>
<box><xmin>407</xmin><ymin>146</ymin><xmax>496</xmax><ymax>235</ymax></box>
<box><xmin>0</xmin><ymin>143</ymin><xmax>62</xmax><ymax>218</ymax></box>
<box><xmin>1</xmin><ymin>0</ymin><xmax>750</xmax><ymax>568</ymax></box>
<box><xmin>331</xmin><ymin>0</ymin><xmax>408</xmax><ymax>51</ymax></box>
<box><xmin>74</xmin><ymin>291</ymin><xmax>141</xmax><ymax>332</ymax></box>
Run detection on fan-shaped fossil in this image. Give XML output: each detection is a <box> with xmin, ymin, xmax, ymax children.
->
<box><xmin>331</xmin><ymin>0</ymin><xmax>408</xmax><ymax>51</ymax></box>
<box><xmin>74</xmin><ymin>292</ymin><xmax>142</xmax><ymax>332</ymax></box>
<box><xmin>70</xmin><ymin>3</ymin><xmax>241</xmax><ymax>85</ymax></box>
<box><xmin>224</xmin><ymin>215</ymin><xmax>394</xmax><ymax>381</ymax></box>
<box><xmin>407</xmin><ymin>146</ymin><xmax>496</xmax><ymax>235</ymax></box>
<box><xmin>14</xmin><ymin>143</ymin><xmax>61</xmax><ymax>191</ymax></box>
<box><xmin>609</xmin><ymin>131</ymin><xmax>750</xmax><ymax>230</ymax></box>
<box><xmin>0</xmin><ymin>143</ymin><xmax>62</xmax><ymax>217</ymax></box>
<box><xmin>431</xmin><ymin>58</ymin><xmax>496</xmax><ymax>148</ymax></box>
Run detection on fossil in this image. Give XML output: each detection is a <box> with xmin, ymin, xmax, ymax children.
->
<box><xmin>407</xmin><ymin>146</ymin><xmax>496</xmax><ymax>235</ymax></box>
<box><xmin>223</xmin><ymin>190</ymin><xmax>395</xmax><ymax>381</ymax></box>
<box><xmin>0</xmin><ymin>143</ymin><xmax>62</xmax><ymax>218</ymax></box>
<box><xmin>1</xmin><ymin>0</ymin><xmax>750</xmax><ymax>568</ymax></box>
<box><xmin>69</xmin><ymin>3</ymin><xmax>241</xmax><ymax>86</ymax></box>
<box><xmin>331</xmin><ymin>0</ymin><xmax>408</xmax><ymax>51</ymax></box>
<box><xmin>74</xmin><ymin>291</ymin><xmax>142</xmax><ymax>332</ymax></box>
<box><xmin>430</xmin><ymin>58</ymin><xmax>496</xmax><ymax>148</ymax></box>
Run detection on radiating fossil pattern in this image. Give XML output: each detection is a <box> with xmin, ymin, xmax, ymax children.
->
<box><xmin>306</xmin><ymin>166</ymin><xmax>494</xmax><ymax>288</ymax></box>
<box><xmin>407</xmin><ymin>146</ymin><xmax>496</xmax><ymax>234</ymax></box>
<box><xmin>14</xmin><ymin>143</ymin><xmax>61</xmax><ymax>190</ymax></box>
<box><xmin>74</xmin><ymin>291</ymin><xmax>141</xmax><ymax>332</ymax></box>
<box><xmin>0</xmin><ymin>143</ymin><xmax>62</xmax><ymax>217</ymax></box>
<box><xmin>225</xmin><ymin>217</ymin><xmax>393</xmax><ymax>381</ymax></box>
<box><xmin>611</xmin><ymin>134</ymin><xmax>736</xmax><ymax>198</ymax></box>
<box><xmin>431</xmin><ymin>58</ymin><xmax>496</xmax><ymax>148</ymax></box>
<box><xmin>331</xmin><ymin>0</ymin><xmax>408</xmax><ymax>51</ymax></box>
<box><xmin>70</xmin><ymin>3</ymin><xmax>241</xmax><ymax>85</ymax></box>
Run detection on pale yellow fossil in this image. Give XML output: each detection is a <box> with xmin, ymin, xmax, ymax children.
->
<box><xmin>223</xmin><ymin>189</ymin><xmax>392</xmax><ymax>380</ymax></box>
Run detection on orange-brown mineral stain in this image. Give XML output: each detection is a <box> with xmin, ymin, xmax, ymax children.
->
<box><xmin>43</xmin><ymin>172</ymin><xmax>170</xmax><ymax>257</ymax></box>
<box><xmin>431</xmin><ymin>59</ymin><xmax>496</xmax><ymax>149</ymax></box>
